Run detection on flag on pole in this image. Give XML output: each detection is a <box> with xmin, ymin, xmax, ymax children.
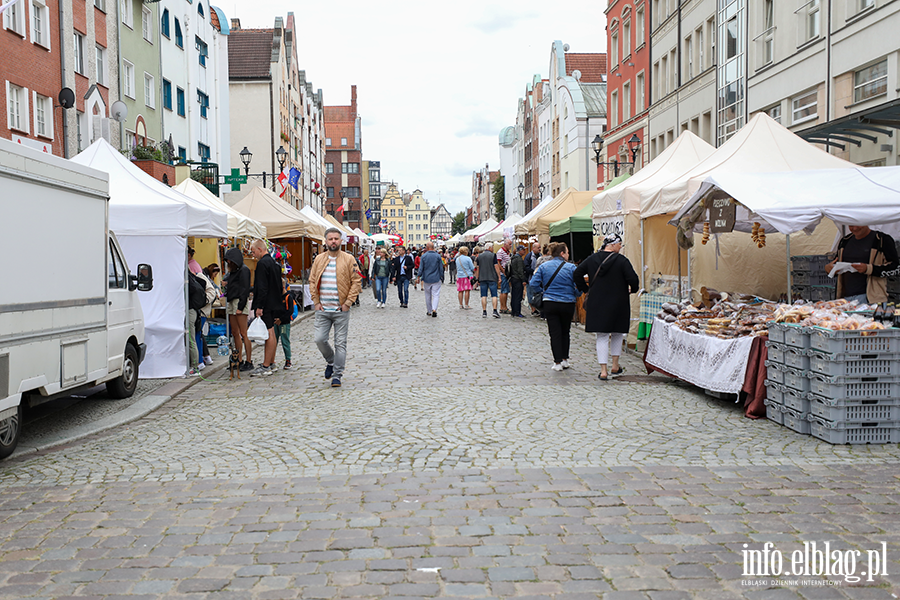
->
<box><xmin>277</xmin><ymin>171</ymin><xmax>288</xmax><ymax>198</ymax></box>
<box><xmin>365</xmin><ymin>209</ymin><xmax>372</xmax><ymax>220</ymax></box>
<box><xmin>337</xmin><ymin>204</ymin><xmax>344</xmax><ymax>215</ymax></box>
<box><xmin>288</xmin><ymin>167</ymin><xmax>300</xmax><ymax>190</ymax></box>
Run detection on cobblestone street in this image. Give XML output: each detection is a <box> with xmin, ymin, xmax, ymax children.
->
<box><xmin>2</xmin><ymin>283</ymin><xmax>900</xmax><ymax>599</ymax></box>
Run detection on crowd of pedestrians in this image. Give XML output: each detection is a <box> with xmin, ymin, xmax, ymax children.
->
<box><xmin>196</xmin><ymin>231</ymin><xmax>639</xmax><ymax>385</ymax></box>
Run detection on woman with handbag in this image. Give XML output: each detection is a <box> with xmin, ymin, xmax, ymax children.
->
<box><xmin>529</xmin><ymin>242</ymin><xmax>580</xmax><ymax>371</ymax></box>
<box><xmin>574</xmin><ymin>234</ymin><xmax>640</xmax><ymax>381</ymax></box>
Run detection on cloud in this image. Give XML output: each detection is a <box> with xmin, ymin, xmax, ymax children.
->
<box><xmin>455</xmin><ymin>114</ymin><xmax>503</xmax><ymax>139</ymax></box>
<box><xmin>471</xmin><ymin>10</ymin><xmax>538</xmax><ymax>34</ymax></box>
<box><xmin>446</xmin><ymin>163</ymin><xmax>474</xmax><ymax>178</ymax></box>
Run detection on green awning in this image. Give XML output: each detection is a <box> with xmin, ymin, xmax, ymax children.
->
<box><xmin>548</xmin><ymin>174</ymin><xmax>631</xmax><ymax>237</ymax></box>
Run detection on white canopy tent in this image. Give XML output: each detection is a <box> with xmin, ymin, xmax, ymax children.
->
<box><xmin>72</xmin><ymin>139</ymin><xmax>228</xmax><ymax>378</ymax></box>
<box><xmin>462</xmin><ymin>218</ymin><xmax>499</xmax><ymax>243</ymax></box>
<box><xmin>174</xmin><ymin>178</ymin><xmax>266</xmax><ymax>239</ymax></box>
<box><xmin>446</xmin><ymin>233</ymin><xmax>463</xmax><ymax>246</ymax></box>
<box><xmin>480</xmin><ymin>214</ymin><xmax>524</xmax><ymax>243</ymax></box>
<box><xmin>370</xmin><ymin>233</ymin><xmax>401</xmax><ymax>245</ymax></box>
<box><xmin>514</xmin><ymin>189</ymin><xmax>595</xmax><ymax>240</ymax></box>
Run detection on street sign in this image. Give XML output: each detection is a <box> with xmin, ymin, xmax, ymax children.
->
<box><xmin>224</xmin><ymin>168</ymin><xmax>247</xmax><ymax>191</ymax></box>
<box><xmin>709</xmin><ymin>195</ymin><xmax>736</xmax><ymax>233</ymax></box>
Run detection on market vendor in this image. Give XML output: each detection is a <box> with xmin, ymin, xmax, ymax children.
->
<box><xmin>825</xmin><ymin>225</ymin><xmax>899</xmax><ymax>304</ymax></box>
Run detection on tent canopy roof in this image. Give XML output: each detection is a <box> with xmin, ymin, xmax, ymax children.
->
<box><xmin>481</xmin><ymin>213</ymin><xmax>524</xmax><ymax>242</ymax></box>
<box><xmin>593</xmin><ymin>131</ymin><xmax>714</xmax><ymax>219</ymax></box>
<box><xmin>174</xmin><ymin>178</ymin><xmax>266</xmax><ymax>239</ymax></box>
<box><xmin>463</xmin><ymin>218</ymin><xmax>499</xmax><ymax>242</ymax></box>
<box><xmin>231</xmin><ymin>187</ymin><xmax>325</xmax><ymax>240</ymax></box>
<box><xmin>549</xmin><ymin>202</ymin><xmax>594</xmax><ymax>237</ymax></box>
<box><xmin>642</xmin><ymin>113</ymin><xmax>857</xmax><ymax>218</ymax></box>
<box><xmin>515</xmin><ymin>188</ymin><xmax>596</xmax><ymax>235</ymax></box>
<box><xmin>72</xmin><ymin>139</ymin><xmax>228</xmax><ymax>237</ymax></box>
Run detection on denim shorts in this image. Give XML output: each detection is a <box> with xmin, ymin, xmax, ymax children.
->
<box><xmin>500</xmin><ymin>274</ymin><xmax>510</xmax><ymax>294</ymax></box>
<box><xmin>480</xmin><ymin>280</ymin><xmax>498</xmax><ymax>298</ymax></box>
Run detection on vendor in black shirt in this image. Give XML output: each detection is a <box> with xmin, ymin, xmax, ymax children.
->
<box><xmin>826</xmin><ymin>225</ymin><xmax>899</xmax><ymax>304</ymax></box>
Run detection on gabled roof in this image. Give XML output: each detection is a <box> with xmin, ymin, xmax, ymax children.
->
<box><xmin>228</xmin><ymin>29</ymin><xmax>274</xmax><ymax>80</ymax></box>
<box><xmin>565</xmin><ymin>53</ymin><xmax>607</xmax><ymax>83</ymax></box>
<box><xmin>324</xmin><ymin>106</ymin><xmax>353</xmax><ymax>121</ymax></box>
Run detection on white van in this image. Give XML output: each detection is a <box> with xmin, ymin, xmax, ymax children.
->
<box><xmin>0</xmin><ymin>139</ymin><xmax>152</xmax><ymax>458</ymax></box>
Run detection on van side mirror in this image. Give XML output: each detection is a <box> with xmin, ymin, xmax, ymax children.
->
<box><xmin>136</xmin><ymin>264</ymin><xmax>153</xmax><ymax>291</ymax></box>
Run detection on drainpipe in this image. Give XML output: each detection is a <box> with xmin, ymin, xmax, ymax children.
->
<box><xmin>116</xmin><ymin>0</ymin><xmax>124</xmax><ymax>149</ymax></box>
<box><xmin>59</xmin><ymin>0</ymin><xmax>69</xmax><ymax>157</ymax></box>
<box><xmin>585</xmin><ymin>115</ymin><xmax>591</xmax><ymax>190</ymax></box>
<box><xmin>269</xmin><ymin>80</ymin><xmax>275</xmax><ymax>189</ymax></box>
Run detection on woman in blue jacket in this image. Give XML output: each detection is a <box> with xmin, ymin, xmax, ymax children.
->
<box><xmin>529</xmin><ymin>242</ymin><xmax>581</xmax><ymax>371</ymax></box>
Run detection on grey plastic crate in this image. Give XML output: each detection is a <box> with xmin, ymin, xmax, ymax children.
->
<box><xmin>784</xmin><ymin>347</ymin><xmax>810</xmax><ymax>371</ymax></box>
<box><xmin>783</xmin><ymin>407</ymin><xmax>811</xmax><ymax>435</ymax></box>
<box><xmin>765</xmin><ymin>361</ymin><xmax>785</xmax><ymax>385</ymax></box>
<box><xmin>791</xmin><ymin>284</ymin><xmax>809</xmax><ymax>301</ymax></box>
<box><xmin>783</xmin><ymin>324</ymin><xmax>810</xmax><ymax>349</ymax></box>
<box><xmin>784</xmin><ymin>388</ymin><xmax>810</xmax><ymax>414</ymax></box>
<box><xmin>808</xmin><ymin>285</ymin><xmax>836</xmax><ymax>302</ymax></box>
<box><xmin>765</xmin><ymin>380</ymin><xmax>785</xmax><ymax>404</ymax></box>
<box><xmin>791</xmin><ymin>270</ymin><xmax>833</xmax><ymax>287</ymax></box>
<box><xmin>790</xmin><ymin>255</ymin><xmax>831</xmax><ymax>271</ymax></box>
<box><xmin>808</xmin><ymin>373</ymin><xmax>900</xmax><ymax>401</ymax></box>
<box><xmin>808</xmin><ymin>394</ymin><xmax>900</xmax><ymax>423</ymax></box>
<box><xmin>808</xmin><ymin>350</ymin><xmax>900</xmax><ymax>378</ymax></box>
<box><xmin>765</xmin><ymin>341</ymin><xmax>785</xmax><ymax>364</ymax></box>
<box><xmin>764</xmin><ymin>399</ymin><xmax>784</xmax><ymax>425</ymax></box>
<box><xmin>783</xmin><ymin>366</ymin><xmax>810</xmax><ymax>393</ymax></box>
<box><xmin>768</xmin><ymin>322</ymin><xmax>787</xmax><ymax>344</ymax></box>
<box><xmin>808</xmin><ymin>326</ymin><xmax>900</xmax><ymax>355</ymax></box>
<box><xmin>808</xmin><ymin>416</ymin><xmax>900</xmax><ymax>444</ymax></box>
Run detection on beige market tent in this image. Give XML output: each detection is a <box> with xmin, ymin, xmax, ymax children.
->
<box><xmin>514</xmin><ymin>188</ymin><xmax>596</xmax><ymax>241</ymax></box>
<box><xmin>324</xmin><ymin>214</ymin><xmax>357</xmax><ymax>239</ymax></box>
<box><xmin>462</xmin><ymin>218</ymin><xmax>499</xmax><ymax>243</ymax></box>
<box><xmin>231</xmin><ymin>186</ymin><xmax>325</xmax><ymax>240</ymax></box>
<box><xmin>174</xmin><ymin>178</ymin><xmax>267</xmax><ymax>239</ymax></box>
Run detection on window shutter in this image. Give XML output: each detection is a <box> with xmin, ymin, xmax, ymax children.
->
<box><xmin>21</xmin><ymin>86</ymin><xmax>29</xmax><ymax>134</ymax></box>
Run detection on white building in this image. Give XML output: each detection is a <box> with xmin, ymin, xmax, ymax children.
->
<box><xmin>406</xmin><ymin>190</ymin><xmax>431</xmax><ymax>244</ymax></box>
<box><xmin>498</xmin><ymin>125</ymin><xmax>518</xmax><ymax>215</ymax></box>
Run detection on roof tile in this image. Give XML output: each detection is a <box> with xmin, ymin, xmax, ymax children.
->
<box><xmin>565</xmin><ymin>53</ymin><xmax>607</xmax><ymax>83</ymax></box>
<box><xmin>228</xmin><ymin>29</ymin><xmax>274</xmax><ymax>80</ymax></box>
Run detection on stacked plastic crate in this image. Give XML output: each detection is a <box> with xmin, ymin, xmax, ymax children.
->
<box><xmin>806</xmin><ymin>327</ymin><xmax>900</xmax><ymax>444</ymax></box>
<box><xmin>765</xmin><ymin>322</ymin><xmax>813</xmax><ymax>434</ymax></box>
<box><xmin>790</xmin><ymin>255</ymin><xmax>835</xmax><ymax>303</ymax></box>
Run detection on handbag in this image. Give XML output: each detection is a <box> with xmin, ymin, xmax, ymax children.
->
<box><xmin>532</xmin><ymin>261</ymin><xmax>566</xmax><ymax>310</ymax></box>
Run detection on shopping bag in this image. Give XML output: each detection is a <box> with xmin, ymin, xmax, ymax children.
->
<box><xmin>247</xmin><ymin>316</ymin><xmax>269</xmax><ymax>343</ymax></box>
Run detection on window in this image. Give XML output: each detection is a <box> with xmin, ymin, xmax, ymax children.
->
<box><xmin>325</xmin><ymin>162</ymin><xmax>334</xmax><ymax>174</ymax></box>
<box><xmin>142</xmin><ymin>7</ymin><xmax>151</xmax><ymax>41</ymax></box>
<box><xmin>341</xmin><ymin>162</ymin><xmax>359</xmax><ymax>174</ymax></box>
<box><xmin>195</xmin><ymin>36</ymin><xmax>208</xmax><ymax>67</ymax></box>
<box><xmin>198</xmin><ymin>143</ymin><xmax>210</xmax><ymax>161</ymax></box>
<box><xmin>197</xmin><ymin>2</ymin><xmax>204</xmax><ymax>17</ymax></box>
<box><xmin>161</xmin><ymin>8</ymin><xmax>169</xmax><ymax>38</ymax></box>
<box><xmin>162</xmin><ymin>79</ymin><xmax>172</xmax><ymax>110</ymax></box>
<box><xmin>120</xmin><ymin>0</ymin><xmax>132</xmax><ymax>28</ymax></box>
<box><xmin>854</xmin><ymin>60</ymin><xmax>887</xmax><ymax>103</ymax></box>
<box><xmin>806</xmin><ymin>0</ymin><xmax>820</xmax><ymax>41</ymax></box>
<box><xmin>74</xmin><ymin>33</ymin><xmax>85</xmax><ymax>75</ymax></box>
<box><xmin>123</xmin><ymin>60</ymin><xmax>134</xmax><ymax>98</ymax></box>
<box><xmin>636</xmin><ymin>72</ymin><xmax>645</xmax><ymax>111</ymax></box>
<box><xmin>766</xmin><ymin>104</ymin><xmax>782</xmax><ymax>124</ymax></box>
<box><xmin>697</xmin><ymin>27</ymin><xmax>704</xmax><ymax>71</ymax></box>
<box><xmin>636</xmin><ymin>8</ymin><xmax>644</xmax><ymax>46</ymax></box>
<box><xmin>623</xmin><ymin>81</ymin><xmax>631</xmax><ymax>121</ymax></box>
<box><xmin>726</xmin><ymin>17</ymin><xmax>738</xmax><ymax>59</ymax></box>
<box><xmin>76</xmin><ymin>111</ymin><xmax>86</xmax><ymax>150</ymax></box>
<box><xmin>792</xmin><ymin>89</ymin><xmax>817</xmax><ymax>124</ymax></box>
<box><xmin>859</xmin><ymin>0</ymin><xmax>875</xmax><ymax>10</ymax></box>
<box><xmin>624</xmin><ymin>21</ymin><xmax>632</xmax><ymax>58</ymax></box>
<box><xmin>326</xmin><ymin>187</ymin><xmax>334</xmax><ymax>198</ymax></box>
<box><xmin>32</xmin><ymin>1</ymin><xmax>50</xmax><ymax>48</ymax></box>
<box><xmin>96</xmin><ymin>46</ymin><xmax>107</xmax><ymax>86</ymax></box>
<box><xmin>178</xmin><ymin>146</ymin><xmax>187</xmax><ymax>161</ymax></box>
<box><xmin>197</xmin><ymin>90</ymin><xmax>209</xmax><ymax>118</ymax></box>
<box><xmin>653</xmin><ymin>61</ymin><xmax>660</xmax><ymax>102</ymax></box>
<box><xmin>174</xmin><ymin>17</ymin><xmax>183</xmax><ymax>48</ymax></box>
<box><xmin>144</xmin><ymin>73</ymin><xmax>155</xmax><ymax>108</ymax></box>
<box><xmin>94</xmin><ymin>0</ymin><xmax>105</xmax><ymax>10</ymax></box>
<box><xmin>6</xmin><ymin>83</ymin><xmax>27</xmax><ymax>132</ymax></box>
<box><xmin>340</xmin><ymin>137</ymin><xmax>347</xmax><ymax>146</ymax></box>
<box><xmin>34</xmin><ymin>93</ymin><xmax>51</xmax><ymax>138</ymax></box>
<box><xmin>762</xmin><ymin>0</ymin><xmax>774</xmax><ymax>65</ymax></box>
<box><xmin>343</xmin><ymin>187</ymin><xmax>360</xmax><ymax>198</ymax></box>
<box><xmin>398</xmin><ymin>208</ymin><xmax>403</xmax><ymax>216</ymax></box>
<box><xmin>611</xmin><ymin>31</ymin><xmax>618</xmax><ymax>65</ymax></box>
<box><xmin>125</xmin><ymin>130</ymin><xmax>135</xmax><ymax>148</ymax></box>
<box><xmin>108</xmin><ymin>240</ymin><xmax>127</xmax><ymax>289</ymax></box>
<box><xmin>325</xmin><ymin>137</ymin><xmax>332</xmax><ymax>146</ymax></box>
<box><xmin>685</xmin><ymin>34</ymin><xmax>693</xmax><ymax>79</ymax></box>
<box><xmin>370</xmin><ymin>170</ymin><xmax>380</xmax><ymax>182</ymax></box>
<box><xmin>3</xmin><ymin>0</ymin><xmax>25</xmax><ymax>35</ymax></box>
<box><xmin>176</xmin><ymin>87</ymin><xmax>185</xmax><ymax>116</ymax></box>
<box><xmin>610</xmin><ymin>90</ymin><xmax>618</xmax><ymax>128</ymax></box>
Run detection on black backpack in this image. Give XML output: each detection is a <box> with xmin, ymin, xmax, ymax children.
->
<box><xmin>188</xmin><ymin>273</ymin><xmax>207</xmax><ymax>310</ymax></box>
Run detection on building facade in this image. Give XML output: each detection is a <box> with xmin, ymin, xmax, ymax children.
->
<box><xmin>405</xmin><ymin>190</ymin><xmax>431</xmax><ymax>245</ymax></box>
<box><xmin>381</xmin><ymin>183</ymin><xmax>406</xmax><ymax>240</ymax></box>
<box><xmin>747</xmin><ymin>0</ymin><xmax>900</xmax><ymax>168</ymax></box>
<box><xmin>602</xmin><ymin>0</ymin><xmax>651</xmax><ymax>187</ymax></box>
<box><xmin>324</xmin><ymin>85</ymin><xmax>363</xmax><ymax>228</ymax></box>
<box><xmin>471</xmin><ymin>165</ymin><xmax>499</xmax><ymax>224</ymax></box>
<box><xmin>118</xmin><ymin>0</ymin><xmax>162</xmax><ymax>150</ymax></box>
<box><xmin>363</xmin><ymin>159</ymin><xmax>381</xmax><ymax>233</ymax></box>
<box><xmin>430</xmin><ymin>203</ymin><xmax>452</xmax><ymax>240</ymax></box>
<box><xmin>648</xmin><ymin>0</ymin><xmax>717</xmax><ymax>159</ymax></box>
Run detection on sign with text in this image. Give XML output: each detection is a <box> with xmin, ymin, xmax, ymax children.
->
<box><xmin>593</xmin><ymin>216</ymin><xmax>625</xmax><ymax>241</ymax></box>
<box><xmin>709</xmin><ymin>197</ymin><xmax>736</xmax><ymax>233</ymax></box>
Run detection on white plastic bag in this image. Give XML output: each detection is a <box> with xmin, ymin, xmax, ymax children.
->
<box><xmin>247</xmin><ymin>317</ymin><xmax>269</xmax><ymax>343</ymax></box>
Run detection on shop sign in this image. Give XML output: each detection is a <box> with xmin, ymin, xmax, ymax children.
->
<box><xmin>593</xmin><ymin>216</ymin><xmax>625</xmax><ymax>240</ymax></box>
<box><xmin>709</xmin><ymin>197</ymin><xmax>736</xmax><ymax>233</ymax></box>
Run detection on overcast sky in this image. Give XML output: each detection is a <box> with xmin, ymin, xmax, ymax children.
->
<box><xmin>232</xmin><ymin>1</ymin><xmax>608</xmax><ymax>216</ymax></box>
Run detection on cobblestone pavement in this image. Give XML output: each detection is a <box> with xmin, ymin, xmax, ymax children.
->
<box><xmin>1</xmin><ymin>282</ymin><xmax>900</xmax><ymax>599</ymax></box>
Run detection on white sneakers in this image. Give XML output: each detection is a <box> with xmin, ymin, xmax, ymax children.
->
<box><xmin>204</xmin><ymin>356</ymin><xmax>213</xmax><ymax>366</ymax></box>
<box><xmin>551</xmin><ymin>363</ymin><xmax>564</xmax><ymax>372</ymax></box>
<box><xmin>561</xmin><ymin>360</ymin><xmax>571</xmax><ymax>369</ymax></box>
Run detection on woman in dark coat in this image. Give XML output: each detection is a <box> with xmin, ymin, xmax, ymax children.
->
<box><xmin>574</xmin><ymin>234</ymin><xmax>639</xmax><ymax>380</ymax></box>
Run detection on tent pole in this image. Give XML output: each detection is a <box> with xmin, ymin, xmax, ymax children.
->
<box><xmin>569</xmin><ymin>231</ymin><xmax>574</xmax><ymax>260</ymax></box>
<box><xmin>640</xmin><ymin>218</ymin><xmax>646</xmax><ymax>291</ymax></box>
<box><xmin>687</xmin><ymin>248</ymin><xmax>692</xmax><ymax>303</ymax></box>
<box><xmin>786</xmin><ymin>233</ymin><xmax>792</xmax><ymax>301</ymax></box>
<box><xmin>677</xmin><ymin>242</ymin><xmax>682</xmax><ymax>300</ymax></box>
<box><xmin>185</xmin><ymin>243</ymin><xmax>191</xmax><ymax>375</ymax></box>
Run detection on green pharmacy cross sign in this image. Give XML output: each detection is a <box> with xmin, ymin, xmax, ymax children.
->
<box><xmin>224</xmin><ymin>168</ymin><xmax>248</xmax><ymax>191</ymax></box>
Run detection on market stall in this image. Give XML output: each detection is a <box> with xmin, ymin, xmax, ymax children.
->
<box><xmin>462</xmin><ymin>218</ymin><xmax>499</xmax><ymax>243</ymax></box>
<box><xmin>514</xmin><ymin>188</ymin><xmax>595</xmax><ymax>243</ymax></box>
<box><xmin>480</xmin><ymin>214</ymin><xmax>523</xmax><ymax>243</ymax></box>
<box><xmin>72</xmin><ymin>139</ymin><xmax>228</xmax><ymax>378</ymax></box>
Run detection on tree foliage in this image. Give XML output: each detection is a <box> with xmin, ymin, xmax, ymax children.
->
<box><xmin>492</xmin><ymin>176</ymin><xmax>506</xmax><ymax>220</ymax></box>
<box><xmin>451</xmin><ymin>211</ymin><xmax>467</xmax><ymax>235</ymax></box>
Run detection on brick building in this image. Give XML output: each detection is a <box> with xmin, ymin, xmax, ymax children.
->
<box><xmin>324</xmin><ymin>85</ymin><xmax>363</xmax><ymax>229</ymax></box>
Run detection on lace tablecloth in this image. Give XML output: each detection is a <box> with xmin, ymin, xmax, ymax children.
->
<box><xmin>644</xmin><ymin>317</ymin><xmax>755</xmax><ymax>394</ymax></box>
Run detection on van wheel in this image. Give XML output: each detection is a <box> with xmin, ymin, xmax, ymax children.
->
<box><xmin>0</xmin><ymin>404</ymin><xmax>22</xmax><ymax>460</ymax></box>
<box><xmin>107</xmin><ymin>344</ymin><xmax>139</xmax><ymax>399</ymax></box>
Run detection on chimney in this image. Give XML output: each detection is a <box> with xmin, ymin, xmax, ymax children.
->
<box><xmin>274</xmin><ymin>16</ymin><xmax>283</xmax><ymax>31</ymax></box>
<box><xmin>230</xmin><ymin>18</ymin><xmax>241</xmax><ymax>30</ymax></box>
<box><xmin>350</xmin><ymin>85</ymin><xmax>357</xmax><ymax>114</ymax></box>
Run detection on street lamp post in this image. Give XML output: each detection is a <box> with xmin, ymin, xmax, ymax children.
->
<box><xmin>338</xmin><ymin>188</ymin><xmax>347</xmax><ymax>224</ymax></box>
<box><xmin>539</xmin><ymin>182</ymin><xmax>545</xmax><ymax>199</ymax></box>
<box><xmin>517</xmin><ymin>182</ymin><xmax>524</xmax><ymax>216</ymax></box>
<box><xmin>238</xmin><ymin>145</ymin><xmax>288</xmax><ymax>191</ymax></box>
<box><xmin>592</xmin><ymin>134</ymin><xmax>642</xmax><ymax>181</ymax></box>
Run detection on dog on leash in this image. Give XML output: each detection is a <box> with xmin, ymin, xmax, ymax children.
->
<box><xmin>229</xmin><ymin>344</ymin><xmax>241</xmax><ymax>380</ymax></box>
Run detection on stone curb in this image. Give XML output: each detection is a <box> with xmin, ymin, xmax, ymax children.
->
<box><xmin>10</xmin><ymin>310</ymin><xmax>317</xmax><ymax>460</ymax></box>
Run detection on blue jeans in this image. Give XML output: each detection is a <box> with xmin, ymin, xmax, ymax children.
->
<box><xmin>314</xmin><ymin>310</ymin><xmax>350</xmax><ymax>378</ymax></box>
<box><xmin>396</xmin><ymin>277</ymin><xmax>410</xmax><ymax>304</ymax></box>
<box><xmin>375</xmin><ymin>276</ymin><xmax>389</xmax><ymax>303</ymax></box>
